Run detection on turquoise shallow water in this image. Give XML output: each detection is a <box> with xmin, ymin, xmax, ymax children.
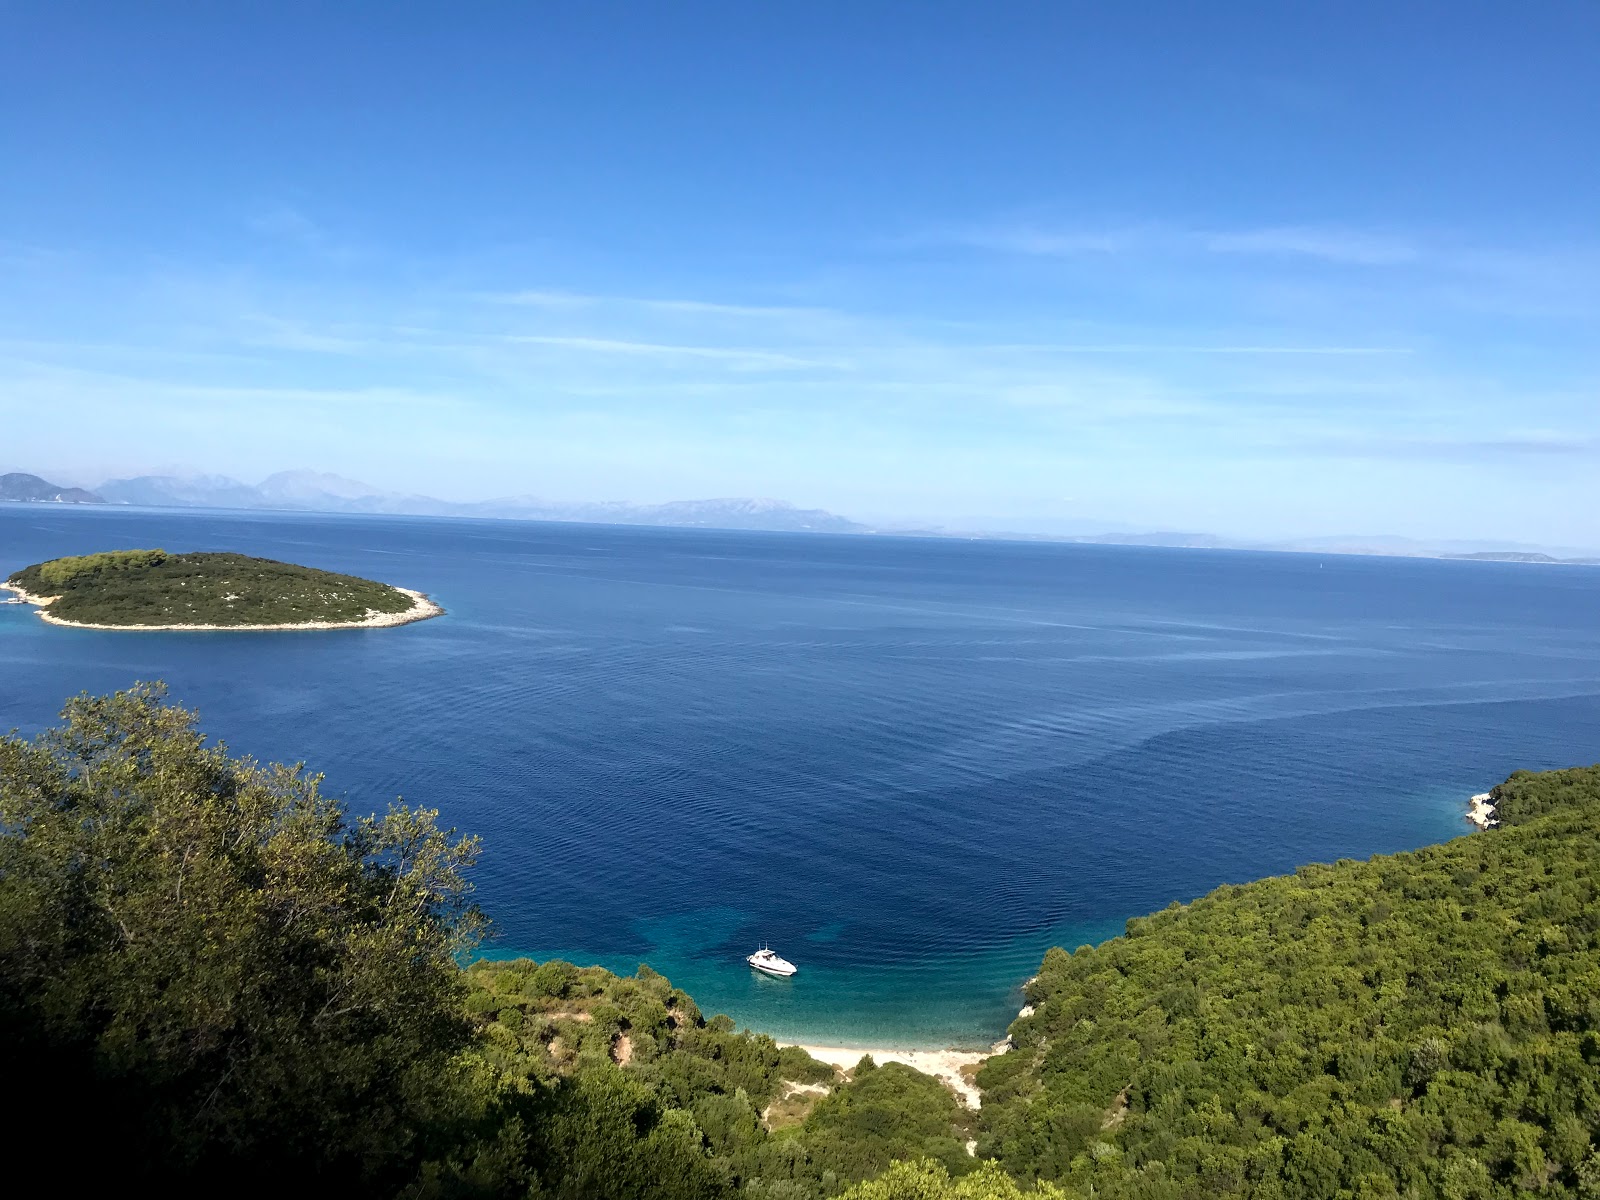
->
<box><xmin>3</xmin><ymin>505</ymin><xmax>1599</xmax><ymax>1046</ymax></box>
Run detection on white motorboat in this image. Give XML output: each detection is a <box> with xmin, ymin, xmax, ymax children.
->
<box><xmin>746</xmin><ymin>946</ymin><xmax>797</xmax><ymax>977</ymax></box>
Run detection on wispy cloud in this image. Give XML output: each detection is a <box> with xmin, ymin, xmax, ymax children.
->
<box><xmin>247</xmin><ymin>206</ymin><xmax>361</xmax><ymax>263</ymax></box>
<box><xmin>492</xmin><ymin>289</ymin><xmax>599</xmax><ymax>308</ymax></box>
<box><xmin>3</xmin><ymin>216</ymin><xmax>1595</xmax><ymax>541</ymax></box>
<box><xmin>983</xmin><ymin>343</ymin><xmax>1410</xmax><ymax>356</ymax></box>
<box><xmin>934</xmin><ymin>226</ymin><xmax>1136</xmax><ymax>256</ymax></box>
<box><xmin>905</xmin><ymin>218</ymin><xmax>1600</xmax><ymax>333</ymax></box>
<box><xmin>1303</xmin><ymin>432</ymin><xmax>1600</xmax><ymax>462</ymax></box>
<box><xmin>639</xmin><ymin>297</ymin><xmax>833</xmax><ymax>321</ymax></box>
<box><xmin>927</xmin><ymin>221</ymin><xmax>1417</xmax><ymax>265</ymax></box>
<box><xmin>1202</xmin><ymin>226</ymin><xmax>1417</xmax><ymax>265</ymax></box>
<box><xmin>504</xmin><ymin>334</ymin><xmax>840</xmax><ymax>371</ymax></box>
<box><xmin>487</xmin><ymin>289</ymin><xmax>837</xmax><ymax>323</ymax></box>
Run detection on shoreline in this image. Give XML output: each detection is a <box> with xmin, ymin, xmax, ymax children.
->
<box><xmin>778</xmin><ymin>1002</ymin><xmax>1025</xmax><ymax>1110</ymax></box>
<box><xmin>1467</xmin><ymin>791</ymin><xmax>1499</xmax><ymax>829</ymax></box>
<box><xmin>0</xmin><ymin>582</ymin><xmax>443</xmax><ymax>632</ymax></box>
<box><xmin>778</xmin><ymin>1042</ymin><xmax>998</xmax><ymax>1108</ymax></box>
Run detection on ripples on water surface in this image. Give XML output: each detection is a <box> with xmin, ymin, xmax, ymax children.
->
<box><xmin>4</xmin><ymin>506</ymin><xmax>1598</xmax><ymax>1045</ymax></box>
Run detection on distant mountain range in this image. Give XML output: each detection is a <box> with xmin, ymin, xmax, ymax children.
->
<box><xmin>92</xmin><ymin>470</ymin><xmax>868</xmax><ymax>534</ymax></box>
<box><xmin>5</xmin><ymin>468</ymin><xmax>1596</xmax><ymax>562</ymax></box>
<box><xmin>928</xmin><ymin>524</ymin><xmax>1600</xmax><ymax>563</ymax></box>
<box><xmin>1442</xmin><ymin>550</ymin><xmax>1600</xmax><ymax>565</ymax></box>
<box><xmin>0</xmin><ymin>472</ymin><xmax>104</xmax><ymax>504</ymax></box>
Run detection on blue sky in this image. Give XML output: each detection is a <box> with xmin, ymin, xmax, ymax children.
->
<box><xmin>2</xmin><ymin>2</ymin><xmax>1597</xmax><ymax>543</ymax></box>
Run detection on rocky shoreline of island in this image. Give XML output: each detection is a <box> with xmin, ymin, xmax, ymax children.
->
<box><xmin>1</xmin><ymin>581</ymin><xmax>442</xmax><ymax>632</ymax></box>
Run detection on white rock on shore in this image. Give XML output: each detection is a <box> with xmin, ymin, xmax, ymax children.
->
<box><xmin>1467</xmin><ymin>792</ymin><xmax>1499</xmax><ymax>829</ymax></box>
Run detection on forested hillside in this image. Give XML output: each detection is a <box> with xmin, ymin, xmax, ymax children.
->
<box><xmin>0</xmin><ymin>686</ymin><xmax>995</xmax><ymax>1197</ymax></box>
<box><xmin>976</xmin><ymin>766</ymin><xmax>1600</xmax><ymax>1200</ymax></box>
<box><xmin>458</xmin><ymin>957</ymin><xmax>979</xmax><ymax>1196</ymax></box>
<box><xmin>2</xmin><ymin>684</ymin><xmax>1595</xmax><ymax>1198</ymax></box>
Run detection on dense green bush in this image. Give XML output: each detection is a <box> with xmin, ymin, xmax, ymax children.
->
<box><xmin>36</xmin><ymin>547</ymin><xmax>168</xmax><ymax>586</ymax></box>
<box><xmin>0</xmin><ymin>684</ymin><xmax>483</xmax><ymax>1188</ymax></box>
<box><xmin>804</xmin><ymin>1058</ymin><xmax>977</xmax><ymax>1184</ymax></box>
<box><xmin>0</xmin><ymin>686</ymin><xmax>983</xmax><ymax>1197</ymax></box>
<box><xmin>1492</xmin><ymin>765</ymin><xmax>1600</xmax><ymax>826</ymax></box>
<box><xmin>8</xmin><ymin>684</ymin><xmax>1599</xmax><ymax>1200</ymax></box>
<box><xmin>838</xmin><ymin>1159</ymin><xmax>1068</xmax><ymax>1199</ymax></box>
<box><xmin>460</xmin><ymin>955</ymin><xmax>972</xmax><ymax>1196</ymax></box>
<box><xmin>977</xmin><ymin>765</ymin><xmax>1600</xmax><ymax>1200</ymax></box>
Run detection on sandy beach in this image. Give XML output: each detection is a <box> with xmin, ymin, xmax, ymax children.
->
<box><xmin>780</xmin><ymin>1043</ymin><xmax>993</xmax><ymax>1108</ymax></box>
<box><xmin>1</xmin><ymin>582</ymin><xmax>443</xmax><ymax>632</ymax></box>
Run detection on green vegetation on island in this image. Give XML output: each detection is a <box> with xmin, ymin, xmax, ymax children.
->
<box><xmin>6</xmin><ymin>548</ymin><xmax>423</xmax><ymax>627</ymax></box>
<box><xmin>2</xmin><ymin>685</ymin><xmax>1597</xmax><ymax>1198</ymax></box>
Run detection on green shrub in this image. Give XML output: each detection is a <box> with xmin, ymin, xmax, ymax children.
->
<box><xmin>977</xmin><ymin>766</ymin><xmax>1600</xmax><ymax>1199</ymax></box>
<box><xmin>0</xmin><ymin>684</ymin><xmax>482</xmax><ymax>1188</ymax></box>
<box><xmin>37</xmin><ymin>548</ymin><xmax>167</xmax><ymax>587</ymax></box>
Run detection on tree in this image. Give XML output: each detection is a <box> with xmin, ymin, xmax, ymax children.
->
<box><xmin>0</xmin><ymin>683</ymin><xmax>484</xmax><ymax>1189</ymax></box>
<box><xmin>836</xmin><ymin>1159</ymin><xmax>1069</xmax><ymax>1199</ymax></box>
<box><xmin>976</xmin><ymin>764</ymin><xmax>1600</xmax><ymax>1199</ymax></box>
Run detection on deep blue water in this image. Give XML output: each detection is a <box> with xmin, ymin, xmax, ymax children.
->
<box><xmin>4</xmin><ymin>505</ymin><xmax>1599</xmax><ymax>1047</ymax></box>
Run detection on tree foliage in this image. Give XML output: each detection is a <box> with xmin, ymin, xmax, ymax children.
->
<box><xmin>977</xmin><ymin>765</ymin><xmax>1600</xmax><ymax>1200</ymax></box>
<box><xmin>804</xmin><ymin>1058</ymin><xmax>978</xmax><ymax>1183</ymax></box>
<box><xmin>34</xmin><ymin>547</ymin><xmax>168</xmax><ymax>586</ymax></box>
<box><xmin>837</xmin><ymin>1159</ymin><xmax>1068</xmax><ymax>1200</ymax></box>
<box><xmin>7</xmin><ymin>685</ymin><xmax>1599</xmax><ymax>1200</ymax></box>
<box><xmin>453</xmin><ymin>957</ymin><xmax>974</xmax><ymax>1197</ymax></box>
<box><xmin>0</xmin><ymin>686</ymin><xmax>978</xmax><ymax>1198</ymax></box>
<box><xmin>0</xmin><ymin>683</ymin><xmax>483</xmax><ymax>1188</ymax></box>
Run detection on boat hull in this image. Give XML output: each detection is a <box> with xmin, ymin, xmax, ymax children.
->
<box><xmin>747</xmin><ymin>957</ymin><xmax>796</xmax><ymax>977</ymax></box>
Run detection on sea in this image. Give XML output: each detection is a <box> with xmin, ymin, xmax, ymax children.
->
<box><xmin>4</xmin><ymin>504</ymin><xmax>1599</xmax><ymax>1047</ymax></box>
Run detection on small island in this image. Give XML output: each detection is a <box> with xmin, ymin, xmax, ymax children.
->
<box><xmin>2</xmin><ymin>549</ymin><xmax>441</xmax><ymax>631</ymax></box>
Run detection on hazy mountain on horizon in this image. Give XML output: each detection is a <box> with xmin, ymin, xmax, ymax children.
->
<box><xmin>464</xmin><ymin>493</ymin><xmax>865</xmax><ymax>533</ymax></box>
<box><xmin>0</xmin><ymin>472</ymin><xmax>104</xmax><ymax>504</ymax></box>
<box><xmin>9</xmin><ymin>467</ymin><xmax>1595</xmax><ymax>560</ymax></box>
<box><xmin>1060</xmin><ymin>529</ymin><xmax>1600</xmax><ymax>561</ymax></box>
<box><xmin>91</xmin><ymin>470</ymin><xmax>868</xmax><ymax>534</ymax></box>
<box><xmin>1252</xmin><ymin>533</ymin><xmax>1600</xmax><ymax>561</ymax></box>
<box><xmin>881</xmin><ymin>522</ymin><xmax>1600</xmax><ymax>561</ymax></box>
<box><xmin>98</xmin><ymin>473</ymin><xmax>268</xmax><ymax>509</ymax></box>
